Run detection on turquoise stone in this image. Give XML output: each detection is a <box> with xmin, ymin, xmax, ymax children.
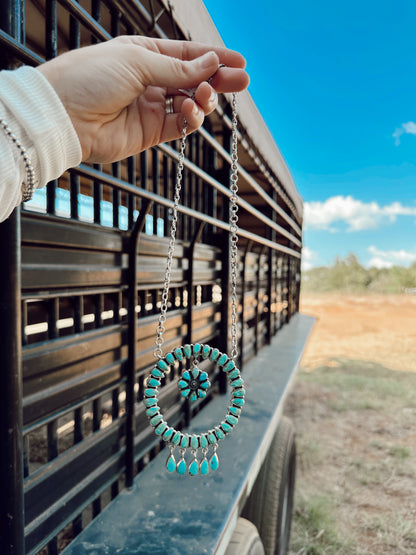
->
<box><xmin>200</xmin><ymin>435</ymin><xmax>208</xmax><ymax>449</ymax></box>
<box><xmin>200</xmin><ymin>458</ymin><xmax>209</xmax><ymax>475</ymax></box>
<box><xmin>144</xmin><ymin>398</ymin><xmax>157</xmax><ymax>407</ymax></box>
<box><xmin>174</xmin><ymin>348</ymin><xmax>183</xmax><ymax>361</ymax></box>
<box><xmin>198</xmin><ymin>390</ymin><xmax>206</xmax><ymax>399</ymax></box>
<box><xmin>150</xmin><ymin>414</ymin><xmax>163</xmax><ymax>426</ymax></box>
<box><xmin>166</xmin><ymin>454</ymin><xmax>176</xmax><ymax>473</ymax></box>
<box><xmin>144</xmin><ymin>388</ymin><xmax>157</xmax><ymax>397</ymax></box>
<box><xmin>214</xmin><ymin>428</ymin><xmax>225</xmax><ymax>440</ymax></box>
<box><xmin>163</xmin><ymin>427</ymin><xmax>174</xmax><ymax>441</ymax></box>
<box><xmin>218</xmin><ymin>354</ymin><xmax>228</xmax><ymax>366</ymax></box>
<box><xmin>181</xmin><ymin>388</ymin><xmax>190</xmax><ymax>397</ymax></box>
<box><xmin>232</xmin><ymin>398</ymin><xmax>245</xmax><ymax>407</ymax></box>
<box><xmin>224</xmin><ymin>361</ymin><xmax>235</xmax><ymax>372</ymax></box>
<box><xmin>191</xmin><ymin>367</ymin><xmax>199</xmax><ymax>379</ymax></box>
<box><xmin>166</xmin><ymin>353</ymin><xmax>175</xmax><ymax>364</ymax></box>
<box><xmin>228</xmin><ymin>368</ymin><xmax>240</xmax><ymax>380</ymax></box>
<box><xmin>155</xmin><ymin>422</ymin><xmax>167</xmax><ymax>435</ymax></box>
<box><xmin>157</xmin><ymin>360</ymin><xmax>168</xmax><ymax>372</ymax></box>
<box><xmin>226</xmin><ymin>414</ymin><xmax>238</xmax><ymax>426</ymax></box>
<box><xmin>232</xmin><ymin>388</ymin><xmax>246</xmax><ymax>397</ymax></box>
<box><xmin>177</xmin><ymin>458</ymin><xmax>187</xmax><ymax>475</ymax></box>
<box><xmin>200</xmin><ymin>371</ymin><xmax>208</xmax><ymax>382</ymax></box>
<box><xmin>183</xmin><ymin>344</ymin><xmax>192</xmax><ymax>358</ymax></box>
<box><xmin>182</xmin><ymin>370</ymin><xmax>191</xmax><ymax>381</ymax></box>
<box><xmin>189</xmin><ymin>459</ymin><xmax>199</xmax><ymax>476</ymax></box>
<box><xmin>148</xmin><ymin>378</ymin><xmax>160</xmax><ymax>388</ymax></box>
<box><xmin>231</xmin><ymin>378</ymin><xmax>244</xmax><ymax>388</ymax></box>
<box><xmin>172</xmin><ymin>431</ymin><xmax>181</xmax><ymax>445</ymax></box>
<box><xmin>146</xmin><ymin>406</ymin><xmax>159</xmax><ymax>417</ymax></box>
<box><xmin>221</xmin><ymin>422</ymin><xmax>232</xmax><ymax>433</ymax></box>
<box><xmin>178</xmin><ymin>380</ymin><xmax>188</xmax><ymax>390</ymax></box>
<box><xmin>202</xmin><ymin>345</ymin><xmax>210</xmax><ymax>359</ymax></box>
<box><xmin>189</xmin><ymin>392</ymin><xmax>197</xmax><ymax>402</ymax></box>
<box><xmin>193</xmin><ymin>343</ymin><xmax>201</xmax><ymax>355</ymax></box>
<box><xmin>191</xmin><ymin>435</ymin><xmax>199</xmax><ymax>450</ymax></box>
<box><xmin>210</xmin><ymin>452</ymin><xmax>219</xmax><ymax>471</ymax></box>
<box><xmin>151</xmin><ymin>368</ymin><xmax>164</xmax><ymax>378</ymax></box>
<box><xmin>200</xmin><ymin>380</ymin><xmax>210</xmax><ymax>390</ymax></box>
<box><xmin>207</xmin><ymin>433</ymin><xmax>217</xmax><ymax>444</ymax></box>
<box><xmin>229</xmin><ymin>406</ymin><xmax>241</xmax><ymax>417</ymax></box>
<box><xmin>181</xmin><ymin>435</ymin><xmax>190</xmax><ymax>448</ymax></box>
<box><xmin>211</xmin><ymin>348</ymin><xmax>219</xmax><ymax>361</ymax></box>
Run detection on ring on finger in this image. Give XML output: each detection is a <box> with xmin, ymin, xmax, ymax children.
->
<box><xmin>165</xmin><ymin>96</ymin><xmax>174</xmax><ymax>115</ymax></box>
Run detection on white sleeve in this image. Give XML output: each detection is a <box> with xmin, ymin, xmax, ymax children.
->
<box><xmin>0</xmin><ymin>65</ymin><xmax>82</xmax><ymax>222</ymax></box>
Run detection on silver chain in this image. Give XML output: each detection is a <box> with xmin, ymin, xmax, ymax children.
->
<box><xmin>154</xmin><ymin>93</ymin><xmax>239</xmax><ymax>360</ymax></box>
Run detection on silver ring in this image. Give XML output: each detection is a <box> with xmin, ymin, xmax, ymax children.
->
<box><xmin>165</xmin><ymin>96</ymin><xmax>174</xmax><ymax>115</ymax></box>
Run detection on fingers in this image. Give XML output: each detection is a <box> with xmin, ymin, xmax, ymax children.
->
<box><xmin>118</xmin><ymin>35</ymin><xmax>247</xmax><ymax>69</ymax></box>
<box><xmin>133</xmin><ymin>47</ymin><xmax>218</xmax><ymax>90</ymax></box>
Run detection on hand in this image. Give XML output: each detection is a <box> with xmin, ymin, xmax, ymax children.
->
<box><xmin>37</xmin><ymin>36</ymin><xmax>249</xmax><ymax>163</ymax></box>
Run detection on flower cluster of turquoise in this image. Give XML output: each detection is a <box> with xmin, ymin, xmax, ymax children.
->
<box><xmin>143</xmin><ymin>343</ymin><xmax>245</xmax><ymax>476</ymax></box>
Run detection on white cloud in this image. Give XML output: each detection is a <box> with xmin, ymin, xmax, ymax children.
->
<box><xmin>301</xmin><ymin>246</ymin><xmax>318</xmax><ymax>271</ymax></box>
<box><xmin>393</xmin><ymin>121</ymin><xmax>416</xmax><ymax>146</ymax></box>
<box><xmin>304</xmin><ymin>195</ymin><xmax>416</xmax><ymax>232</ymax></box>
<box><xmin>367</xmin><ymin>246</ymin><xmax>416</xmax><ymax>269</ymax></box>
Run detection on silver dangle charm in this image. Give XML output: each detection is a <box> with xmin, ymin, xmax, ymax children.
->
<box><xmin>176</xmin><ymin>448</ymin><xmax>187</xmax><ymax>476</ymax></box>
<box><xmin>166</xmin><ymin>445</ymin><xmax>176</xmax><ymax>473</ymax></box>
<box><xmin>189</xmin><ymin>449</ymin><xmax>199</xmax><ymax>476</ymax></box>
<box><xmin>209</xmin><ymin>444</ymin><xmax>219</xmax><ymax>472</ymax></box>
<box><xmin>200</xmin><ymin>447</ymin><xmax>209</xmax><ymax>476</ymax></box>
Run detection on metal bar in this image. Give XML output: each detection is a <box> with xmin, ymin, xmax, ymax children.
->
<box><xmin>70</xmin><ymin>172</ymin><xmax>80</xmax><ymax>220</ymax></box>
<box><xmin>152</xmin><ymin>149</ymin><xmax>159</xmax><ymax>235</ymax></box>
<box><xmin>112</xmin><ymin>163</ymin><xmax>121</xmax><ymax>228</ymax></box>
<box><xmin>127</xmin><ymin>156</ymin><xmax>136</xmax><ymax>229</ymax></box>
<box><xmin>74</xmin><ymin>166</ymin><xmax>301</xmax><ymax>258</ymax></box>
<box><xmin>107</xmin><ymin>0</ymin><xmax>168</xmax><ymax>38</ymax></box>
<box><xmin>266</xmin><ymin>248</ymin><xmax>273</xmax><ymax>344</ymax></box>
<box><xmin>0</xmin><ymin>1</ymin><xmax>24</xmax><ymax>552</ymax></box>
<box><xmin>93</xmin><ymin>164</ymin><xmax>102</xmax><ymax>224</ymax></box>
<box><xmin>186</xmin><ymin>221</ymin><xmax>205</xmax><ymax>344</ymax></box>
<box><xmin>46</xmin><ymin>181</ymin><xmax>57</xmax><ymax>215</ymax></box>
<box><xmin>0</xmin><ymin>28</ymin><xmax>43</xmax><ymax>65</ymax></box>
<box><xmin>58</xmin><ymin>0</ymin><xmax>111</xmax><ymax>41</ymax></box>
<box><xmin>48</xmin><ymin>297</ymin><xmax>59</xmax><ymax>339</ymax></box>
<box><xmin>126</xmin><ymin>199</ymin><xmax>153</xmax><ymax>488</ymax></box>
<box><xmin>197</xmin><ymin>126</ymin><xmax>302</xmax><ymax>237</ymax></box>
<box><xmin>158</xmin><ymin>143</ymin><xmax>302</xmax><ymax>247</ymax></box>
<box><xmin>239</xmin><ymin>240</ymin><xmax>252</xmax><ymax>367</ymax></box>
<box><xmin>45</xmin><ymin>0</ymin><xmax>58</xmax><ymax>60</ymax></box>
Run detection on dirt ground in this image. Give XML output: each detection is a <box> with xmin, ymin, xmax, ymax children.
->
<box><xmin>286</xmin><ymin>293</ymin><xmax>416</xmax><ymax>554</ymax></box>
<box><xmin>298</xmin><ymin>293</ymin><xmax>416</xmax><ymax>373</ymax></box>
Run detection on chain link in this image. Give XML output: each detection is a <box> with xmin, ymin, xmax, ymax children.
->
<box><xmin>229</xmin><ymin>93</ymin><xmax>239</xmax><ymax>360</ymax></box>
<box><xmin>154</xmin><ymin>93</ymin><xmax>239</xmax><ymax>360</ymax></box>
<box><xmin>154</xmin><ymin>120</ymin><xmax>187</xmax><ymax>358</ymax></box>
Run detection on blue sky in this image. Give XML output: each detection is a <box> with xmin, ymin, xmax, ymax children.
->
<box><xmin>204</xmin><ymin>0</ymin><xmax>416</xmax><ymax>269</ymax></box>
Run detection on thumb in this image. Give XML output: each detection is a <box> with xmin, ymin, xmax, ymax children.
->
<box><xmin>139</xmin><ymin>49</ymin><xmax>220</xmax><ymax>90</ymax></box>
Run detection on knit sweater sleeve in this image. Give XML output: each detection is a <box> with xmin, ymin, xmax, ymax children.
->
<box><xmin>0</xmin><ymin>65</ymin><xmax>82</xmax><ymax>222</ymax></box>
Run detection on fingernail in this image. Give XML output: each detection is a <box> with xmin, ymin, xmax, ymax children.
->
<box><xmin>209</xmin><ymin>90</ymin><xmax>218</xmax><ymax>104</ymax></box>
<box><xmin>192</xmin><ymin>102</ymin><xmax>202</xmax><ymax>116</ymax></box>
<box><xmin>199</xmin><ymin>51</ymin><xmax>219</xmax><ymax>70</ymax></box>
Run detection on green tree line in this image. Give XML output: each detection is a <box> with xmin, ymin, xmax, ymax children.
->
<box><xmin>301</xmin><ymin>253</ymin><xmax>416</xmax><ymax>294</ymax></box>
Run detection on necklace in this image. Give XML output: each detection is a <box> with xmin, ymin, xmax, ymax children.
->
<box><xmin>143</xmin><ymin>92</ymin><xmax>245</xmax><ymax>476</ymax></box>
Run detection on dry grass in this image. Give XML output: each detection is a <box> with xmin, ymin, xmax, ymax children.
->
<box><xmin>286</xmin><ymin>293</ymin><xmax>416</xmax><ymax>554</ymax></box>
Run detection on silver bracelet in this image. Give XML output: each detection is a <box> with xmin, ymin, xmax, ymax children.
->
<box><xmin>0</xmin><ymin>116</ymin><xmax>37</xmax><ymax>202</ymax></box>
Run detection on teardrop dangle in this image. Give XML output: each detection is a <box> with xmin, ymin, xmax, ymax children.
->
<box><xmin>189</xmin><ymin>449</ymin><xmax>199</xmax><ymax>476</ymax></box>
<box><xmin>209</xmin><ymin>444</ymin><xmax>219</xmax><ymax>472</ymax></box>
<box><xmin>176</xmin><ymin>448</ymin><xmax>187</xmax><ymax>475</ymax></box>
<box><xmin>166</xmin><ymin>445</ymin><xmax>176</xmax><ymax>473</ymax></box>
<box><xmin>200</xmin><ymin>448</ymin><xmax>209</xmax><ymax>475</ymax></box>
